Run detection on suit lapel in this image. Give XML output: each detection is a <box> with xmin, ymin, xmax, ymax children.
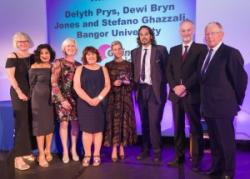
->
<box><xmin>150</xmin><ymin>46</ymin><xmax>156</xmax><ymax>75</ymax></box>
<box><xmin>203</xmin><ymin>44</ymin><xmax>224</xmax><ymax>80</ymax></box>
<box><xmin>135</xmin><ymin>47</ymin><xmax>142</xmax><ymax>81</ymax></box>
<box><xmin>177</xmin><ymin>45</ymin><xmax>183</xmax><ymax>63</ymax></box>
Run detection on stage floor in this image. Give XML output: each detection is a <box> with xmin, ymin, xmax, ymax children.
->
<box><xmin>14</xmin><ymin>146</ymin><xmax>250</xmax><ymax>179</ymax></box>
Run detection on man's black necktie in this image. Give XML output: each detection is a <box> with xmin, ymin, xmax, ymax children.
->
<box><xmin>201</xmin><ymin>48</ymin><xmax>213</xmax><ymax>76</ymax></box>
<box><xmin>182</xmin><ymin>45</ymin><xmax>189</xmax><ymax>61</ymax></box>
<box><xmin>141</xmin><ymin>49</ymin><xmax>147</xmax><ymax>81</ymax></box>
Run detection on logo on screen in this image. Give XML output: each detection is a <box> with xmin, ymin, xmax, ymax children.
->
<box><xmin>98</xmin><ymin>44</ymin><xmax>111</xmax><ymax>60</ymax></box>
<box><xmin>98</xmin><ymin>43</ymin><xmax>132</xmax><ymax>62</ymax></box>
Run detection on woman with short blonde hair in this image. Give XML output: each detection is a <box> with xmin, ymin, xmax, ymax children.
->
<box><xmin>5</xmin><ymin>32</ymin><xmax>35</xmax><ymax>170</ymax></box>
<box><xmin>12</xmin><ymin>32</ymin><xmax>34</xmax><ymax>49</ymax></box>
<box><xmin>104</xmin><ymin>41</ymin><xmax>137</xmax><ymax>162</ymax></box>
<box><xmin>51</xmin><ymin>38</ymin><xmax>81</xmax><ymax>163</ymax></box>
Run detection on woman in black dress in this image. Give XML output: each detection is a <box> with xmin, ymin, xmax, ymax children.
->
<box><xmin>5</xmin><ymin>32</ymin><xmax>35</xmax><ymax>170</ymax></box>
<box><xmin>104</xmin><ymin>41</ymin><xmax>137</xmax><ymax>162</ymax></box>
<box><xmin>74</xmin><ymin>46</ymin><xmax>110</xmax><ymax>167</ymax></box>
<box><xmin>29</xmin><ymin>44</ymin><xmax>55</xmax><ymax>167</ymax></box>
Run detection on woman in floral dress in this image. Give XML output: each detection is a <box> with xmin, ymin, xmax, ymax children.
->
<box><xmin>51</xmin><ymin>38</ymin><xmax>81</xmax><ymax>163</ymax></box>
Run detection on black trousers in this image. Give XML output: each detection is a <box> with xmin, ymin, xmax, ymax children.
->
<box><xmin>172</xmin><ymin>98</ymin><xmax>203</xmax><ymax>163</ymax></box>
<box><xmin>205</xmin><ymin>117</ymin><xmax>235</xmax><ymax>177</ymax></box>
<box><xmin>137</xmin><ymin>84</ymin><xmax>165</xmax><ymax>153</ymax></box>
<box><xmin>11</xmin><ymin>92</ymin><xmax>33</xmax><ymax>157</ymax></box>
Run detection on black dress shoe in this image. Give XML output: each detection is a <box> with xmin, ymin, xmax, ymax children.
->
<box><xmin>167</xmin><ymin>157</ymin><xmax>185</xmax><ymax>167</ymax></box>
<box><xmin>136</xmin><ymin>152</ymin><xmax>149</xmax><ymax>160</ymax></box>
<box><xmin>192</xmin><ymin>167</ymin><xmax>199</xmax><ymax>172</ymax></box>
<box><xmin>222</xmin><ymin>175</ymin><xmax>233</xmax><ymax>179</ymax></box>
<box><xmin>201</xmin><ymin>168</ymin><xmax>221</xmax><ymax>176</ymax></box>
<box><xmin>153</xmin><ymin>154</ymin><xmax>161</xmax><ymax>163</ymax></box>
<box><xmin>191</xmin><ymin>161</ymin><xmax>201</xmax><ymax>172</ymax></box>
<box><xmin>191</xmin><ymin>165</ymin><xmax>200</xmax><ymax>172</ymax></box>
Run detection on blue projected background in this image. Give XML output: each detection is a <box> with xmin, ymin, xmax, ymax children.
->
<box><xmin>47</xmin><ymin>0</ymin><xmax>196</xmax><ymax>64</ymax></box>
<box><xmin>46</xmin><ymin>0</ymin><xmax>196</xmax><ymax>137</ymax></box>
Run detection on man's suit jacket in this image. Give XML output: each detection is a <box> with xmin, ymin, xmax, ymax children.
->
<box><xmin>167</xmin><ymin>42</ymin><xmax>207</xmax><ymax>104</ymax></box>
<box><xmin>131</xmin><ymin>45</ymin><xmax>168</xmax><ymax>104</ymax></box>
<box><xmin>198</xmin><ymin>43</ymin><xmax>248</xmax><ymax>118</ymax></box>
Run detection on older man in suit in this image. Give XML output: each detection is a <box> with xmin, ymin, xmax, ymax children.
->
<box><xmin>131</xmin><ymin>25</ymin><xmax>168</xmax><ymax>162</ymax></box>
<box><xmin>199</xmin><ymin>22</ymin><xmax>247</xmax><ymax>179</ymax></box>
<box><xmin>167</xmin><ymin>20</ymin><xmax>206</xmax><ymax>171</ymax></box>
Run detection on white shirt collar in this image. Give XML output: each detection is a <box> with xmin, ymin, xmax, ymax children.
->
<box><xmin>182</xmin><ymin>41</ymin><xmax>193</xmax><ymax>48</ymax></box>
<box><xmin>209</xmin><ymin>41</ymin><xmax>222</xmax><ymax>52</ymax></box>
<box><xmin>142</xmin><ymin>45</ymin><xmax>152</xmax><ymax>50</ymax></box>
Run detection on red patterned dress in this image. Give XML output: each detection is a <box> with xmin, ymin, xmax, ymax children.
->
<box><xmin>51</xmin><ymin>58</ymin><xmax>81</xmax><ymax>121</ymax></box>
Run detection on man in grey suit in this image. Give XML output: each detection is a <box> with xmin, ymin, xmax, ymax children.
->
<box><xmin>167</xmin><ymin>20</ymin><xmax>206</xmax><ymax>171</ymax></box>
<box><xmin>131</xmin><ymin>25</ymin><xmax>168</xmax><ymax>162</ymax></box>
<box><xmin>199</xmin><ymin>22</ymin><xmax>247</xmax><ymax>179</ymax></box>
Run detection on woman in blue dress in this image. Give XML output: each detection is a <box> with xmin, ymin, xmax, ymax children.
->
<box><xmin>74</xmin><ymin>46</ymin><xmax>110</xmax><ymax>167</ymax></box>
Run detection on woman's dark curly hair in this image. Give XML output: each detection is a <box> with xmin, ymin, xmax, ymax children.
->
<box><xmin>81</xmin><ymin>46</ymin><xmax>102</xmax><ymax>64</ymax></box>
<box><xmin>136</xmin><ymin>25</ymin><xmax>157</xmax><ymax>46</ymax></box>
<box><xmin>34</xmin><ymin>44</ymin><xmax>56</xmax><ymax>63</ymax></box>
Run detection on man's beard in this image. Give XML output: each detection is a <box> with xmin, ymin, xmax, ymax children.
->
<box><xmin>141</xmin><ymin>39</ymin><xmax>150</xmax><ymax>45</ymax></box>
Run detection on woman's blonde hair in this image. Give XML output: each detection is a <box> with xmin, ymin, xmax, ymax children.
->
<box><xmin>61</xmin><ymin>38</ymin><xmax>78</xmax><ymax>55</ymax></box>
<box><xmin>111</xmin><ymin>40</ymin><xmax>123</xmax><ymax>49</ymax></box>
<box><xmin>12</xmin><ymin>32</ymin><xmax>34</xmax><ymax>49</ymax></box>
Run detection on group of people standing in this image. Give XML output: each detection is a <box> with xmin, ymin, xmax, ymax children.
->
<box><xmin>5</xmin><ymin>34</ymin><xmax>136</xmax><ymax>169</ymax></box>
<box><xmin>5</xmin><ymin>20</ymin><xmax>247</xmax><ymax>179</ymax></box>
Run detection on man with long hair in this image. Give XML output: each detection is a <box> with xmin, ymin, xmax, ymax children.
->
<box><xmin>131</xmin><ymin>25</ymin><xmax>168</xmax><ymax>162</ymax></box>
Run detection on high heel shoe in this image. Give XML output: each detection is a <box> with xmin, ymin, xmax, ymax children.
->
<box><xmin>119</xmin><ymin>146</ymin><xmax>125</xmax><ymax>160</ymax></box>
<box><xmin>15</xmin><ymin>159</ymin><xmax>30</xmax><ymax>171</ymax></box>
<box><xmin>23</xmin><ymin>155</ymin><xmax>35</xmax><ymax>162</ymax></box>
<box><xmin>72</xmin><ymin>154</ymin><xmax>79</xmax><ymax>161</ymax></box>
<box><xmin>82</xmin><ymin>156</ymin><xmax>91</xmax><ymax>167</ymax></box>
<box><xmin>93</xmin><ymin>156</ymin><xmax>101</xmax><ymax>166</ymax></box>
<box><xmin>62</xmin><ymin>152</ymin><xmax>70</xmax><ymax>164</ymax></box>
<box><xmin>71</xmin><ymin>150</ymin><xmax>79</xmax><ymax>161</ymax></box>
<box><xmin>111</xmin><ymin>149</ymin><xmax>118</xmax><ymax>163</ymax></box>
<box><xmin>112</xmin><ymin>157</ymin><xmax>118</xmax><ymax>162</ymax></box>
<box><xmin>45</xmin><ymin>152</ymin><xmax>53</xmax><ymax>162</ymax></box>
<box><xmin>62</xmin><ymin>155</ymin><xmax>70</xmax><ymax>164</ymax></box>
<box><xmin>38</xmin><ymin>155</ymin><xmax>49</xmax><ymax>168</ymax></box>
<box><xmin>119</xmin><ymin>155</ymin><xmax>125</xmax><ymax>160</ymax></box>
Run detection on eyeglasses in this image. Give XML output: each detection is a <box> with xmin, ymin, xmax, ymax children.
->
<box><xmin>17</xmin><ymin>40</ymin><xmax>29</xmax><ymax>43</ymax></box>
<box><xmin>205</xmin><ymin>31</ymin><xmax>221</xmax><ymax>37</ymax></box>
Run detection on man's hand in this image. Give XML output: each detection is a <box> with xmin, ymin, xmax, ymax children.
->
<box><xmin>173</xmin><ymin>85</ymin><xmax>187</xmax><ymax>97</ymax></box>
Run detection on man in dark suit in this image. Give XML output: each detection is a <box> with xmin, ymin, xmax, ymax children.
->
<box><xmin>167</xmin><ymin>20</ymin><xmax>206</xmax><ymax>171</ymax></box>
<box><xmin>199</xmin><ymin>22</ymin><xmax>247</xmax><ymax>179</ymax></box>
<box><xmin>131</xmin><ymin>25</ymin><xmax>168</xmax><ymax>162</ymax></box>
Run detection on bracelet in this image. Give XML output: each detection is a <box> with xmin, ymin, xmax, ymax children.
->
<box><xmin>98</xmin><ymin>95</ymin><xmax>104</xmax><ymax>100</ymax></box>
